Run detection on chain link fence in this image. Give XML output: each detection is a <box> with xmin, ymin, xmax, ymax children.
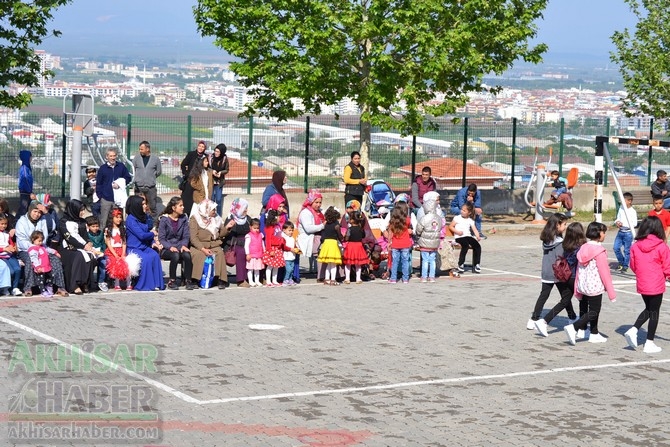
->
<box><xmin>1</xmin><ymin>109</ymin><xmax>667</xmax><ymax>201</ymax></box>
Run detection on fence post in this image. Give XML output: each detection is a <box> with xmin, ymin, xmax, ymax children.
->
<box><xmin>303</xmin><ymin>116</ymin><xmax>310</xmax><ymax>193</ymax></box>
<box><xmin>461</xmin><ymin>117</ymin><xmax>468</xmax><ymax>188</ymax></box>
<box><xmin>126</xmin><ymin>114</ymin><xmax>132</xmax><ymax>159</ymax></box>
<box><xmin>411</xmin><ymin>135</ymin><xmax>417</xmax><ymax>189</ymax></box>
<box><xmin>247</xmin><ymin>116</ymin><xmax>253</xmax><ymax>194</ymax></box>
<box><xmin>187</xmin><ymin>115</ymin><xmax>192</xmax><ymax>153</ymax></box>
<box><xmin>61</xmin><ymin>112</ymin><xmax>67</xmax><ymax>197</ymax></box>
<box><xmin>558</xmin><ymin>118</ymin><xmax>564</xmax><ymax>173</ymax></box>
<box><xmin>647</xmin><ymin>118</ymin><xmax>654</xmax><ymax>186</ymax></box>
<box><xmin>511</xmin><ymin>117</ymin><xmax>517</xmax><ymax>190</ymax></box>
<box><xmin>604</xmin><ymin>118</ymin><xmax>610</xmax><ymax>186</ymax></box>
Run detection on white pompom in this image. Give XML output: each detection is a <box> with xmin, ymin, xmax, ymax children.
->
<box><xmin>126</xmin><ymin>252</ymin><xmax>142</xmax><ymax>278</ymax></box>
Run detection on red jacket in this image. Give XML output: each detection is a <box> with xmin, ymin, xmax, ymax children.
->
<box><xmin>630</xmin><ymin>234</ymin><xmax>670</xmax><ymax>295</ymax></box>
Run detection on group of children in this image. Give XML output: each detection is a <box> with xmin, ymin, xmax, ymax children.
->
<box><xmin>528</xmin><ymin>190</ymin><xmax>670</xmax><ymax>354</ymax></box>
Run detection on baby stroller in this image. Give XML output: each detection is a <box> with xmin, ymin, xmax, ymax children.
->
<box><xmin>363</xmin><ymin>179</ymin><xmax>396</xmax><ymax>218</ymax></box>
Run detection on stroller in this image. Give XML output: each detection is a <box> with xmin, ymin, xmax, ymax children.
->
<box><xmin>362</xmin><ymin>179</ymin><xmax>396</xmax><ymax>218</ymax></box>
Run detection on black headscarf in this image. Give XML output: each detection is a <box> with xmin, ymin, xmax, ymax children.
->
<box><xmin>126</xmin><ymin>195</ymin><xmax>147</xmax><ymax>224</ymax></box>
<box><xmin>271</xmin><ymin>170</ymin><xmax>288</xmax><ymax>211</ymax></box>
<box><xmin>63</xmin><ymin>199</ymin><xmax>86</xmax><ymax>223</ymax></box>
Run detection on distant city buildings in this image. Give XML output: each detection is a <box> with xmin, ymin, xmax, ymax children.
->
<box><xmin>10</xmin><ymin>50</ymin><xmax>659</xmax><ymax>132</ymax></box>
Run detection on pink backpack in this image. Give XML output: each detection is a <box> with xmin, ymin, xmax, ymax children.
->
<box><xmin>576</xmin><ymin>259</ymin><xmax>604</xmax><ymax>296</ymax></box>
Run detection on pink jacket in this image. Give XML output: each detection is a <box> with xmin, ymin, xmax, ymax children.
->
<box><xmin>574</xmin><ymin>241</ymin><xmax>616</xmax><ymax>301</ymax></box>
<box><xmin>630</xmin><ymin>234</ymin><xmax>670</xmax><ymax>295</ymax></box>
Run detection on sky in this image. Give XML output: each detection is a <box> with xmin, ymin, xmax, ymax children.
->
<box><xmin>40</xmin><ymin>0</ymin><xmax>638</xmax><ymax>64</ymax></box>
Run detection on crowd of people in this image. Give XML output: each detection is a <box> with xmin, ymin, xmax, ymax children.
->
<box><xmin>0</xmin><ymin>146</ymin><xmax>488</xmax><ymax>297</ymax></box>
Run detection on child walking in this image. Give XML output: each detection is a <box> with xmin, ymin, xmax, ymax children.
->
<box><xmin>625</xmin><ymin>216</ymin><xmax>670</xmax><ymax>353</ymax></box>
<box><xmin>317</xmin><ymin>206</ymin><xmax>343</xmax><ymax>286</ymax></box>
<box><xmin>388</xmin><ymin>203</ymin><xmax>413</xmax><ymax>284</ymax></box>
<box><xmin>281</xmin><ymin>221</ymin><xmax>300</xmax><ymax>286</ymax></box>
<box><xmin>342</xmin><ymin>211</ymin><xmax>368</xmax><ymax>284</ymax></box>
<box><xmin>564</xmin><ymin>222</ymin><xmax>617</xmax><ymax>345</ymax></box>
<box><xmin>86</xmin><ymin>216</ymin><xmax>107</xmax><ymax>292</ymax></box>
<box><xmin>449</xmin><ymin>202</ymin><xmax>482</xmax><ymax>274</ymax></box>
<box><xmin>533</xmin><ymin>221</ymin><xmax>584</xmax><ymax>337</ymax></box>
<box><xmin>244</xmin><ymin>218</ymin><xmax>265</xmax><ymax>287</ymax></box>
<box><xmin>27</xmin><ymin>231</ymin><xmax>54</xmax><ymax>297</ymax></box>
<box><xmin>416</xmin><ymin>197</ymin><xmax>443</xmax><ymax>283</ymax></box>
<box><xmin>261</xmin><ymin>209</ymin><xmax>286</xmax><ymax>287</ymax></box>
<box><xmin>0</xmin><ymin>216</ymin><xmax>22</xmax><ymax>296</ymax></box>
<box><xmin>104</xmin><ymin>207</ymin><xmax>138</xmax><ymax>291</ymax></box>
<box><xmin>613</xmin><ymin>192</ymin><xmax>637</xmax><ymax>273</ymax></box>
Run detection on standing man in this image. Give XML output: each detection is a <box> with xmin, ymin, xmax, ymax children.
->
<box><xmin>17</xmin><ymin>150</ymin><xmax>35</xmax><ymax>217</ymax></box>
<box><xmin>343</xmin><ymin>151</ymin><xmax>367</xmax><ymax>206</ymax></box>
<box><xmin>411</xmin><ymin>166</ymin><xmax>437</xmax><ymax>212</ymax></box>
<box><xmin>96</xmin><ymin>148</ymin><xmax>132</xmax><ymax>230</ymax></box>
<box><xmin>132</xmin><ymin>141</ymin><xmax>162</xmax><ymax>218</ymax></box>
<box><xmin>450</xmin><ymin>183</ymin><xmax>486</xmax><ymax>239</ymax></box>
<box><xmin>651</xmin><ymin>170</ymin><xmax>670</xmax><ymax>209</ymax></box>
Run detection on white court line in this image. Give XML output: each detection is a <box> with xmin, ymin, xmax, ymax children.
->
<box><xmin>197</xmin><ymin>358</ymin><xmax>670</xmax><ymax>404</ymax></box>
<box><xmin>3</xmin><ymin>313</ymin><xmax>669</xmax><ymax>406</ymax></box>
<box><xmin>0</xmin><ymin>315</ymin><xmax>200</xmax><ymax>404</ymax></box>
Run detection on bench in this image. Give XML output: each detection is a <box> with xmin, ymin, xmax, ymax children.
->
<box><xmin>613</xmin><ymin>190</ymin><xmax>653</xmax><ymax>214</ymax></box>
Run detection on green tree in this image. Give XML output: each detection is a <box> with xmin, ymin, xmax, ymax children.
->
<box><xmin>611</xmin><ymin>1</ymin><xmax>670</xmax><ymax>118</ymax></box>
<box><xmin>0</xmin><ymin>0</ymin><xmax>71</xmax><ymax>108</ymax></box>
<box><xmin>193</xmin><ymin>0</ymin><xmax>547</xmax><ymax>171</ymax></box>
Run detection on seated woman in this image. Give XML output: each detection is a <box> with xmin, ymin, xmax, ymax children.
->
<box><xmin>125</xmin><ymin>195</ymin><xmax>165</xmax><ymax>291</ymax></box>
<box><xmin>15</xmin><ymin>201</ymin><xmax>68</xmax><ymax>296</ymax></box>
<box><xmin>57</xmin><ymin>199</ymin><xmax>98</xmax><ymax>294</ymax></box>
<box><xmin>158</xmin><ymin>196</ymin><xmax>194</xmax><ymax>290</ymax></box>
<box><xmin>190</xmin><ymin>199</ymin><xmax>235</xmax><ymax>289</ymax></box>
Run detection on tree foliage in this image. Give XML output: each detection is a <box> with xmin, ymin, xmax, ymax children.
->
<box><xmin>611</xmin><ymin>0</ymin><xmax>670</xmax><ymax>118</ymax></box>
<box><xmin>0</xmin><ymin>0</ymin><xmax>71</xmax><ymax>109</ymax></box>
<box><xmin>193</xmin><ymin>0</ymin><xmax>548</xmax><ymax>168</ymax></box>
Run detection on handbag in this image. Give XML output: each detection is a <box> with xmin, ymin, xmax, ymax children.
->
<box><xmin>200</xmin><ymin>255</ymin><xmax>215</xmax><ymax>289</ymax></box>
<box><xmin>224</xmin><ymin>248</ymin><xmax>236</xmax><ymax>267</ymax></box>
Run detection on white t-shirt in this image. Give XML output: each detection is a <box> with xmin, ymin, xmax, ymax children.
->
<box><xmin>282</xmin><ymin>233</ymin><xmax>296</xmax><ymax>261</ymax></box>
<box><xmin>452</xmin><ymin>215</ymin><xmax>474</xmax><ymax>237</ymax></box>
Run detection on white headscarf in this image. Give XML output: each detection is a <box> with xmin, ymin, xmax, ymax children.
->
<box><xmin>193</xmin><ymin>199</ymin><xmax>222</xmax><ymax>237</ymax></box>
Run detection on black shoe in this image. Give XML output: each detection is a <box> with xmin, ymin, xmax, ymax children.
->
<box><xmin>218</xmin><ymin>280</ymin><xmax>227</xmax><ymax>289</ymax></box>
<box><xmin>185</xmin><ymin>280</ymin><xmax>195</xmax><ymax>290</ymax></box>
<box><xmin>167</xmin><ymin>280</ymin><xmax>179</xmax><ymax>290</ymax></box>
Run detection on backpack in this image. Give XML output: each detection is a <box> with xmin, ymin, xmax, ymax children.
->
<box><xmin>552</xmin><ymin>256</ymin><xmax>572</xmax><ymax>282</ymax></box>
<box><xmin>576</xmin><ymin>258</ymin><xmax>604</xmax><ymax>296</ymax></box>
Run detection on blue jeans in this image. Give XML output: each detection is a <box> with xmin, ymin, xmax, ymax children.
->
<box><xmin>421</xmin><ymin>251</ymin><xmax>436</xmax><ymax>279</ymax></box>
<box><xmin>664</xmin><ymin>197</ymin><xmax>670</xmax><ymax>210</ymax></box>
<box><xmin>283</xmin><ymin>259</ymin><xmax>295</xmax><ymax>283</ymax></box>
<box><xmin>1</xmin><ymin>257</ymin><xmax>21</xmax><ymax>289</ymax></box>
<box><xmin>391</xmin><ymin>248</ymin><xmax>411</xmax><ymax>282</ymax></box>
<box><xmin>95</xmin><ymin>257</ymin><xmax>107</xmax><ymax>283</ymax></box>
<box><xmin>613</xmin><ymin>230</ymin><xmax>633</xmax><ymax>269</ymax></box>
<box><xmin>212</xmin><ymin>185</ymin><xmax>224</xmax><ymax>216</ymax></box>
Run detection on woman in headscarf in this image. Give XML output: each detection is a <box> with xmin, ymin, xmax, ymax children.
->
<box><xmin>189</xmin><ymin>199</ymin><xmax>234</xmax><ymax>289</ymax></box>
<box><xmin>261</xmin><ymin>170</ymin><xmax>289</xmax><ymax>215</ymax></box>
<box><xmin>57</xmin><ymin>199</ymin><xmax>97</xmax><ymax>294</ymax></box>
<box><xmin>186</xmin><ymin>156</ymin><xmax>213</xmax><ymax>217</ymax></box>
<box><xmin>15</xmin><ymin>200</ymin><xmax>68</xmax><ymax>296</ymax></box>
<box><xmin>297</xmin><ymin>190</ymin><xmax>325</xmax><ymax>275</ymax></box>
<box><xmin>223</xmin><ymin>198</ymin><xmax>252</xmax><ymax>287</ymax></box>
<box><xmin>126</xmin><ymin>195</ymin><xmax>164</xmax><ymax>291</ymax></box>
<box><xmin>210</xmin><ymin>143</ymin><xmax>229</xmax><ymax>216</ymax></box>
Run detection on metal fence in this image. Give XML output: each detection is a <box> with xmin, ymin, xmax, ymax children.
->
<box><xmin>1</xmin><ymin>110</ymin><xmax>667</xmax><ymax>201</ymax></box>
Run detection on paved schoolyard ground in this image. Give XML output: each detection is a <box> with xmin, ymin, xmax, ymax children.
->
<box><xmin>1</xmin><ymin>230</ymin><xmax>669</xmax><ymax>446</ymax></box>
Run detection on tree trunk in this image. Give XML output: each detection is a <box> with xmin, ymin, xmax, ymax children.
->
<box><xmin>359</xmin><ymin>105</ymin><xmax>371</xmax><ymax>176</ymax></box>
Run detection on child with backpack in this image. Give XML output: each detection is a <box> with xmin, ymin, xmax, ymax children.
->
<box><xmin>624</xmin><ymin>216</ymin><xmax>670</xmax><ymax>353</ymax></box>
<box><xmin>527</xmin><ymin>213</ymin><xmax>578</xmax><ymax>332</ymax></box>
<box><xmin>564</xmin><ymin>222</ymin><xmax>617</xmax><ymax>345</ymax></box>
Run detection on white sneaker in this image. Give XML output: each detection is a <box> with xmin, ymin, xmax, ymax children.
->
<box><xmin>527</xmin><ymin>319</ymin><xmax>536</xmax><ymax>330</ymax></box>
<box><xmin>534</xmin><ymin>319</ymin><xmax>549</xmax><ymax>337</ymax></box>
<box><xmin>564</xmin><ymin>324</ymin><xmax>577</xmax><ymax>345</ymax></box>
<box><xmin>643</xmin><ymin>340</ymin><xmax>662</xmax><ymax>354</ymax></box>
<box><xmin>588</xmin><ymin>333</ymin><xmax>608</xmax><ymax>343</ymax></box>
<box><xmin>98</xmin><ymin>282</ymin><xmax>109</xmax><ymax>292</ymax></box>
<box><xmin>624</xmin><ymin>327</ymin><xmax>638</xmax><ymax>349</ymax></box>
<box><xmin>11</xmin><ymin>288</ymin><xmax>23</xmax><ymax>296</ymax></box>
<box><xmin>576</xmin><ymin>329</ymin><xmax>589</xmax><ymax>340</ymax></box>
